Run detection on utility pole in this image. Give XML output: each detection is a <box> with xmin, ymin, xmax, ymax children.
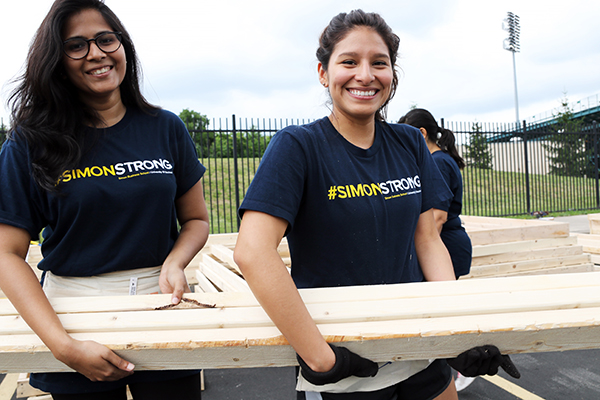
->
<box><xmin>503</xmin><ymin>12</ymin><xmax>521</xmax><ymax>127</ymax></box>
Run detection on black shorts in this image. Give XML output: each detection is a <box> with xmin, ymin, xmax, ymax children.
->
<box><xmin>297</xmin><ymin>359</ymin><xmax>452</xmax><ymax>400</ymax></box>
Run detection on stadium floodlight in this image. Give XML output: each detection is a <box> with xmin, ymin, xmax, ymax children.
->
<box><xmin>503</xmin><ymin>12</ymin><xmax>521</xmax><ymax>126</ymax></box>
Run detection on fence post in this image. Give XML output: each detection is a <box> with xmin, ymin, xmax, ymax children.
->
<box><xmin>522</xmin><ymin>120</ymin><xmax>531</xmax><ymax>214</ymax></box>
<box><xmin>232</xmin><ymin>114</ymin><xmax>241</xmax><ymax>230</ymax></box>
<box><xmin>594</xmin><ymin>120</ymin><xmax>599</xmax><ymax>209</ymax></box>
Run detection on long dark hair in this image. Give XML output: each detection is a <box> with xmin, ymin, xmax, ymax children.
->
<box><xmin>317</xmin><ymin>9</ymin><xmax>400</xmax><ymax>122</ymax></box>
<box><xmin>399</xmin><ymin>108</ymin><xmax>465</xmax><ymax>169</ymax></box>
<box><xmin>7</xmin><ymin>0</ymin><xmax>158</xmax><ymax>192</ymax></box>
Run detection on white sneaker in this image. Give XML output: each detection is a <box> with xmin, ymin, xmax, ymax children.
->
<box><xmin>455</xmin><ymin>372</ymin><xmax>476</xmax><ymax>392</ymax></box>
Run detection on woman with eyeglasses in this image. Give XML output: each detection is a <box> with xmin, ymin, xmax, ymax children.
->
<box><xmin>0</xmin><ymin>0</ymin><xmax>208</xmax><ymax>398</ymax></box>
<box><xmin>234</xmin><ymin>10</ymin><xmax>518</xmax><ymax>400</ymax></box>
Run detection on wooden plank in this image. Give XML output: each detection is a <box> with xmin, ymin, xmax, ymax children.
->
<box><xmin>472</xmin><ymin>236</ymin><xmax>577</xmax><ymax>257</ymax></box>
<box><xmin>199</xmin><ymin>254</ymin><xmax>251</xmax><ymax>293</ymax></box>
<box><xmin>1</xmin><ymin>305</ymin><xmax>599</xmax><ymax>373</ymax></box>
<box><xmin>588</xmin><ymin>213</ymin><xmax>600</xmax><ymax>234</ymax></box>
<box><xmin>463</xmin><ymin>264</ymin><xmax>598</xmax><ymax>278</ymax></box>
<box><xmin>17</xmin><ymin>373</ymin><xmax>46</xmax><ymax>398</ymax></box>
<box><xmin>466</xmin><ymin>254</ymin><xmax>592</xmax><ymax>278</ymax></box>
<box><xmin>472</xmin><ymin>245</ymin><xmax>584</xmax><ymax>266</ymax></box>
<box><xmin>3</xmin><ymin>284</ymin><xmax>600</xmax><ymax>336</ymax></box>
<box><xmin>194</xmin><ymin>270</ymin><xmax>220</xmax><ymax>293</ymax></box>
<box><xmin>4</xmin><ymin>271</ymin><xmax>600</xmax><ymax>316</ymax></box>
<box><xmin>462</xmin><ymin>216</ymin><xmax>570</xmax><ymax>246</ymax></box>
<box><xmin>575</xmin><ymin>233</ymin><xmax>600</xmax><ymax>254</ymax></box>
<box><xmin>210</xmin><ymin>244</ymin><xmax>242</xmax><ymax>274</ymax></box>
<box><xmin>0</xmin><ymin>373</ymin><xmax>18</xmax><ymax>399</ymax></box>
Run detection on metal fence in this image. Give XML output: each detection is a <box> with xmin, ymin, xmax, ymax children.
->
<box><xmin>1</xmin><ymin>117</ymin><xmax>599</xmax><ymax>233</ymax></box>
<box><xmin>444</xmin><ymin>119</ymin><xmax>600</xmax><ymax>218</ymax></box>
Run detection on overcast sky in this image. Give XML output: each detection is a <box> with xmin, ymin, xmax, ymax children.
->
<box><xmin>1</xmin><ymin>0</ymin><xmax>599</xmax><ymax>128</ymax></box>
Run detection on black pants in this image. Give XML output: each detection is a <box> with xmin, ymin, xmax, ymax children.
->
<box><xmin>297</xmin><ymin>359</ymin><xmax>452</xmax><ymax>400</ymax></box>
<box><xmin>51</xmin><ymin>372</ymin><xmax>202</xmax><ymax>400</ymax></box>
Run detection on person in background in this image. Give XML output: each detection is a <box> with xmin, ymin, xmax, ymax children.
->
<box><xmin>234</xmin><ymin>9</ymin><xmax>518</xmax><ymax>400</ymax></box>
<box><xmin>399</xmin><ymin>108</ymin><xmax>475</xmax><ymax>392</ymax></box>
<box><xmin>0</xmin><ymin>0</ymin><xmax>209</xmax><ymax>398</ymax></box>
<box><xmin>398</xmin><ymin>109</ymin><xmax>472</xmax><ymax>280</ymax></box>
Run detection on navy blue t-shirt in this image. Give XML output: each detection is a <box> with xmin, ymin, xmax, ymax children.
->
<box><xmin>0</xmin><ymin>108</ymin><xmax>205</xmax><ymax>277</ymax></box>
<box><xmin>431</xmin><ymin>150</ymin><xmax>472</xmax><ymax>277</ymax></box>
<box><xmin>240</xmin><ymin>117</ymin><xmax>451</xmax><ymax>288</ymax></box>
<box><xmin>0</xmin><ymin>108</ymin><xmax>205</xmax><ymax>393</ymax></box>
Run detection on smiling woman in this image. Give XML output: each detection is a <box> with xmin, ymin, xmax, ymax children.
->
<box><xmin>233</xmin><ymin>9</ymin><xmax>519</xmax><ymax>400</ymax></box>
<box><xmin>0</xmin><ymin>0</ymin><xmax>209</xmax><ymax>399</ymax></box>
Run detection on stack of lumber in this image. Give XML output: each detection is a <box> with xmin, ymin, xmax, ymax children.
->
<box><xmin>588</xmin><ymin>213</ymin><xmax>600</xmax><ymax>234</ymax></box>
<box><xmin>1</xmin><ymin>271</ymin><xmax>600</xmax><ymax>373</ymax></box>
<box><xmin>571</xmin><ymin>214</ymin><xmax>600</xmax><ymax>265</ymax></box>
<box><xmin>188</xmin><ymin>217</ymin><xmax>597</xmax><ymax>290</ymax></box>
<box><xmin>575</xmin><ymin>234</ymin><xmax>600</xmax><ymax>265</ymax></box>
<box><xmin>461</xmin><ymin>216</ymin><xmax>598</xmax><ymax>278</ymax></box>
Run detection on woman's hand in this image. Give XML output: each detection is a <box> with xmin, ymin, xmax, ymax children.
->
<box><xmin>160</xmin><ymin>180</ymin><xmax>209</xmax><ymax>305</ymax></box>
<box><xmin>297</xmin><ymin>344</ymin><xmax>378</xmax><ymax>385</ymax></box>
<box><xmin>159</xmin><ymin>262</ymin><xmax>191</xmax><ymax>305</ymax></box>
<box><xmin>447</xmin><ymin>345</ymin><xmax>520</xmax><ymax>379</ymax></box>
<box><xmin>53</xmin><ymin>336</ymin><xmax>134</xmax><ymax>381</ymax></box>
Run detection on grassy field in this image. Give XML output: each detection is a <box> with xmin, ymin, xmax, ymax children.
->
<box><xmin>199</xmin><ymin>158</ymin><xmax>600</xmax><ymax>233</ymax></box>
<box><xmin>200</xmin><ymin>157</ymin><xmax>260</xmax><ymax>234</ymax></box>
<box><xmin>462</xmin><ymin>167</ymin><xmax>600</xmax><ymax>217</ymax></box>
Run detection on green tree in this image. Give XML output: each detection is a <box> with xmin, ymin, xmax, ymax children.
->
<box><xmin>178</xmin><ymin>109</ymin><xmax>213</xmax><ymax>157</ymax></box>
<box><xmin>212</xmin><ymin>128</ymin><xmax>271</xmax><ymax>158</ymax></box>
<box><xmin>543</xmin><ymin>95</ymin><xmax>589</xmax><ymax>177</ymax></box>
<box><xmin>465</xmin><ymin>122</ymin><xmax>493</xmax><ymax>169</ymax></box>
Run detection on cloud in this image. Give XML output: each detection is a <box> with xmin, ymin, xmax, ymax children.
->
<box><xmin>1</xmin><ymin>0</ymin><xmax>599</xmax><ymax>126</ymax></box>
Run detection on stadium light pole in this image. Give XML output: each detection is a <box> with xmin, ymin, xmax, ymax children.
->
<box><xmin>503</xmin><ymin>12</ymin><xmax>521</xmax><ymax>126</ymax></box>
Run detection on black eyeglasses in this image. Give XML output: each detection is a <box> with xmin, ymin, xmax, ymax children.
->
<box><xmin>63</xmin><ymin>31</ymin><xmax>122</xmax><ymax>60</ymax></box>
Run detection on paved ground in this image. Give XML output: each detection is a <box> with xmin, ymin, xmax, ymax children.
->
<box><xmin>2</xmin><ymin>214</ymin><xmax>599</xmax><ymax>400</ymax></box>
<box><xmin>552</xmin><ymin>214</ymin><xmax>590</xmax><ymax>234</ymax></box>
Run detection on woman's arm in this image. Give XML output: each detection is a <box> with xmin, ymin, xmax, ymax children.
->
<box><xmin>159</xmin><ymin>179</ymin><xmax>210</xmax><ymax>304</ymax></box>
<box><xmin>432</xmin><ymin>208</ymin><xmax>448</xmax><ymax>234</ymax></box>
<box><xmin>234</xmin><ymin>210</ymin><xmax>336</xmax><ymax>372</ymax></box>
<box><xmin>0</xmin><ymin>223</ymin><xmax>134</xmax><ymax>380</ymax></box>
<box><xmin>414</xmin><ymin>209</ymin><xmax>455</xmax><ymax>281</ymax></box>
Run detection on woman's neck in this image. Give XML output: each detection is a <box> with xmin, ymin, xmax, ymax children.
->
<box><xmin>82</xmin><ymin>90</ymin><xmax>127</xmax><ymax>128</ymax></box>
<box><xmin>426</xmin><ymin>140</ymin><xmax>442</xmax><ymax>154</ymax></box>
<box><xmin>328</xmin><ymin>113</ymin><xmax>376</xmax><ymax>149</ymax></box>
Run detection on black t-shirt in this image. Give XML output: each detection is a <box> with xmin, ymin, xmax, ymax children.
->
<box><xmin>0</xmin><ymin>108</ymin><xmax>205</xmax><ymax>277</ymax></box>
<box><xmin>240</xmin><ymin>117</ymin><xmax>451</xmax><ymax>288</ymax></box>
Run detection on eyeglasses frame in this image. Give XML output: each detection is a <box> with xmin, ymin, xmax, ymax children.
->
<box><xmin>62</xmin><ymin>31</ymin><xmax>123</xmax><ymax>60</ymax></box>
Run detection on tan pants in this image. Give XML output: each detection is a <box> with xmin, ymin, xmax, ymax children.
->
<box><xmin>42</xmin><ymin>266</ymin><xmax>162</xmax><ymax>297</ymax></box>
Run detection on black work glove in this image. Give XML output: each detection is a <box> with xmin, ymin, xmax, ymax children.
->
<box><xmin>447</xmin><ymin>345</ymin><xmax>521</xmax><ymax>379</ymax></box>
<box><xmin>297</xmin><ymin>343</ymin><xmax>378</xmax><ymax>385</ymax></box>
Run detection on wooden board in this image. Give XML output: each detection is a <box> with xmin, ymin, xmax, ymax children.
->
<box><xmin>2</xmin><ymin>272</ymin><xmax>600</xmax><ymax>373</ymax></box>
<box><xmin>588</xmin><ymin>213</ymin><xmax>600</xmax><ymax>234</ymax></box>
<box><xmin>462</xmin><ymin>215</ymin><xmax>570</xmax><ymax>246</ymax></box>
<box><xmin>575</xmin><ymin>233</ymin><xmax>600</xmax><ymax>254</ymax></box>
<box><xmin>472</xmin><ymin>236</ymin><xmax>577</xmax><ymax>258</ymax></box>
<box><xmin>17</xmin><ymin>373</ymin><xmax>46</xmax><ymax>398</ymax></box>
<box><xmin>471</xmin><ymin>244</ymin><xmax>583</xmax><ymax>266</ymax></box>
<box><xmin>198</xmin><ymin>254</ymin><xmax>250</xmax><ymax>293</ymax></box>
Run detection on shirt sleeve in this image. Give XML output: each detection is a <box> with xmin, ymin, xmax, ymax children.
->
<box><xmin>238</xmin><ymin>127</ymin><xmax>307</xmax><ymax>229</ymax></box>
<box><xmin>0</xmin><ymin>137</ymin><xmax>47</xmax><ymax>239</ymax></box>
